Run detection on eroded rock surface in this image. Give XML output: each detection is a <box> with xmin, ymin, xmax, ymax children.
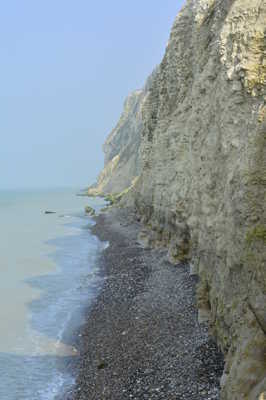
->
<box><xmin>88</xmin><ymin>71</ymin><xmax>157</xmax><ymax>196</ymax></box>
<box><xmin>93</xmin><ymin>0</ymin><xmax>266</xmax><ymax>398</ymax></box>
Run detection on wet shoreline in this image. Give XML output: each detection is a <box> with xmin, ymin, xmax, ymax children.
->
<box><xmin>67</xmin><ymin>207</ymin><xmax>224</xmax><ymax>400</ymax></box>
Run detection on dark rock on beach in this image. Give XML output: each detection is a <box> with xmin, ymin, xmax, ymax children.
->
<box><xmin>85</xmin><ymin>206</ymin><xmax>96</xmax><ymax>216</ymax></box>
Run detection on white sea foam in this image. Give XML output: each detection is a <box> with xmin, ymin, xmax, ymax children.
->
<box><xmin>0</xmin><ymin>190</ymin><xmax>106</xmax><ymax>399</ymax></box>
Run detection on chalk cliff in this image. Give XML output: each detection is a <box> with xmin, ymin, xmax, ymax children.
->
<box><xmin>88</xmin><ymin>71</ymin><xmax>157</xmax><ymax>196</ymax></box>
<box><xmin>91</xmin><ymin>0</ymin><xmax>266</xmax><ymax>398</ymax></box>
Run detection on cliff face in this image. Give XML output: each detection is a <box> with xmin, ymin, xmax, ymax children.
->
<box><xmin>94</xmin><ymin>0</ymin><xmax>266</xmax><ymax>398</ymax></box>
<box><xmin>88</xmin><ymin>72</ymin><xmax>156</xmax><ymax>196</ymax></box>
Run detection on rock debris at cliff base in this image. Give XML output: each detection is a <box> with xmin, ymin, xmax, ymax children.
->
<box><xmin>69</xmin><ymin>208</ymin><xmax>224</xmax><ymax>400</ymax></box>
<box><xmin>89</xmin><ymin>0</ymin><xmax>266</xmax><ymax>397</ymax></box>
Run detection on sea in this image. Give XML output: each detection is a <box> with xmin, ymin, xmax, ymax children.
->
<box><xmin>0</xmin><ymin>188</ymin><xmax>107</xmax><ymax>400</ymax></box>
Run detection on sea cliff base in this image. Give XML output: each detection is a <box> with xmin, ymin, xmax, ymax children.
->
<box><xmin>67</xmin><ymin>207</ymin><xmax>224</xmax><ymax>400</ymax></box>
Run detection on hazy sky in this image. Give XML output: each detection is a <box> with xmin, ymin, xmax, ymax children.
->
<box><xmin>0</xmin><ymin>0</ymin><xmax>185</xmax><ymax>189</ymax></box>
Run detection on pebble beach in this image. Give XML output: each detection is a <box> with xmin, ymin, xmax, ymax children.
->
<box><xmin>68</xmin><ymin>207</ymin><xmax>224</xmax><ymax>400</ymax></box>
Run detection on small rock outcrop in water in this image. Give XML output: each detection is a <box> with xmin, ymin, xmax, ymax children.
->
<box><xmin>91</xmin><ymin>0</ymin><xmax>266</xmax><ymax>398</ymax></box>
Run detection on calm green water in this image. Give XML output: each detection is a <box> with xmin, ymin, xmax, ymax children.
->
<box><xmin>0</xmin><ymin>188</ymin><xmax>106</xmax><ymax>399</ymax></box>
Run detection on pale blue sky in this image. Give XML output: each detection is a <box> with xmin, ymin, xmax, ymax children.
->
<box><xmin>0</xmin><ymin>1</ymin><xmax>185</xmax><ymax>189</ymax></box>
